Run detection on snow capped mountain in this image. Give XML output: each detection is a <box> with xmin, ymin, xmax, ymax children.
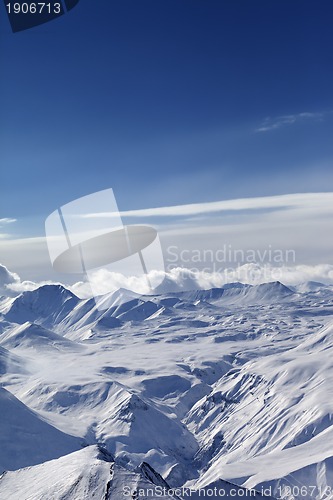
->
<box><xmin>0</xmin><ymin>322</ymin><xmax>79</xmax><ymax>350</ymax></box>
<box><xmin>2</xmin><ymin>281</ymin><xmax>294</xmax><ymax>333</ymax></box>
<box><xmin>4</xmin><ymin>284</ymin><xmax>79</xmax><ymax>326</ymax></box>
<box><xmin>0</xmin><ymin>276</ymin><xmax>332</xmax><ymax>499</ymax></box>
<box><xmin>0</xmin><ymin>446</ymin><xmax>113</xmax><ymax>500</ymax></box>
<box><xmin>175</xmin><ymin>281</ymin><xmax>294</xmax><ymax>305</ymax></box>
<box><xmin>0</xmin><ymin>444</ymin><xmax>274</xmax><ymax>500</ymax></box>
<box><xmin>294</xmin><ymin>281</ymin><xmax>332</xmax><ymax>293</ymax></box>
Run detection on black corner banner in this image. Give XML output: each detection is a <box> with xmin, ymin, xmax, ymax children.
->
<box><xmin>4</xmin><ymin>0</ymin><xmax>81</xmax><ymax>33</ymax></box>
<box><xmin>63</xmin><ymin>0</ymin><xmax>80</xmax><ymax>11</ymax></box>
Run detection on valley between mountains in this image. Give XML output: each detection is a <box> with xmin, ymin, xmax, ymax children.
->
<box><xmin>0</xmin><ymin>279</ymin><xmax>333</xmax><ymax>499</ymax></box>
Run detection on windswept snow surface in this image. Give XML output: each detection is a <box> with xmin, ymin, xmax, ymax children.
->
<box><xmin>0</xmin><ymin>280</ymin><xmax>333</xmax><ymax>498</ymax></box>
<box><xmin>0</xmin><ymin>387</ymin><xmax>82</xmax><ymax>473</ymax></box>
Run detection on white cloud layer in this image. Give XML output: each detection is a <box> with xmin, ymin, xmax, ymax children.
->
<box><xmin>0</xmin><ymin>264</ymin><xmax>53</xmax><ymax>297</ymax></box>
<box><xmin>1</xmin><ymin>262</ymin><xmax>333</xmax><ymax>300</ymax></box>
<box><xmin>0</xmin><ymin>264</ymin><xmax>20</xmax><ymax>296</ymax></box>
<box><xmin>0</xmin><ymin>192</ymin><xmax>332</xmax><ymax>284</ymax></box>
<box><xmin>71</xmin><ymin>264</ymin><xmax>333</xmax><ymax>298</ymax></box>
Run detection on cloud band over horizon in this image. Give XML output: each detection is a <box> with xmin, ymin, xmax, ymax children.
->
<box><xmin>0</xmin><ymin>192</ymin><xmax>332</xmax><ymax>284</ymax></box>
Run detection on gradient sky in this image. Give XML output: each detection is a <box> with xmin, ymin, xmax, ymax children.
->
<box><xmin>0</xmin><ymin>0</ymin><xmax>333</xmax><ymax>281</ymax></box>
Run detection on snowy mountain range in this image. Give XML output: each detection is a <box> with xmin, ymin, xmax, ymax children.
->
<box><xmin>0</xmin><ymin>277</ymin><xmax>333</xmax><ymax>499</ymax></box>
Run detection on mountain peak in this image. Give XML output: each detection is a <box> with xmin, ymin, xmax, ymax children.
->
<box><xmin>5</xmin><ymin>284</ymin><xmax>79</xmax><ymax>326</ymax></box>
<box><xmin>30</xmin><ymin>284</ymin><xmax>77</xmax><ymax>298</ymax></box>
<box><xmin>257</xmin><ymin>281</ymin><xmax>294</xmax><ymax>292</ymax></box>
<box><xmin>140</xmin><ymin>461</ymin><xmax>171</xmax><ymax>488</ymax></box>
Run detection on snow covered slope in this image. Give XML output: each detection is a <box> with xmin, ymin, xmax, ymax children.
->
<box><xmin>0</xmin><ymin>446</ymin><xmax>112</xmax><ymax>500</ymax></box>
<box><xmin>0</xmin><ymin>279</ymin><xmax>332</xmax><ymax>499</ymax></box>
<box><xmin>0</xmin><ymin>445</ymin><xmax>274</xmax><ymax>500</ymax></box>
<box><xmin>0</xmin><ymin>387</ymin><xmax>82</xmax><ymax>473</ymax></box>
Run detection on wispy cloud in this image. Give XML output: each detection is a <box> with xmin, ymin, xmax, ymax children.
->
<box><xmin>0</xmin><ymin>218</ymin><xmax>16</xmax><ymax>225</ymax></box>
<box><xmin>256</xmin><ymin>111</ymin><xmax>326</xmax><ymax>133</ymax></box>
<box><xmin>79</xmin><ymin>192</ymin><xmax>333</xmax><ymax>219</ymax></box>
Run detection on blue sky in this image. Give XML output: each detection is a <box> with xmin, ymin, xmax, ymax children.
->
<box><xmin>0</xmin><ymin>0</ymin><xmax>333</xmax><ymax>282</ymax></box>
